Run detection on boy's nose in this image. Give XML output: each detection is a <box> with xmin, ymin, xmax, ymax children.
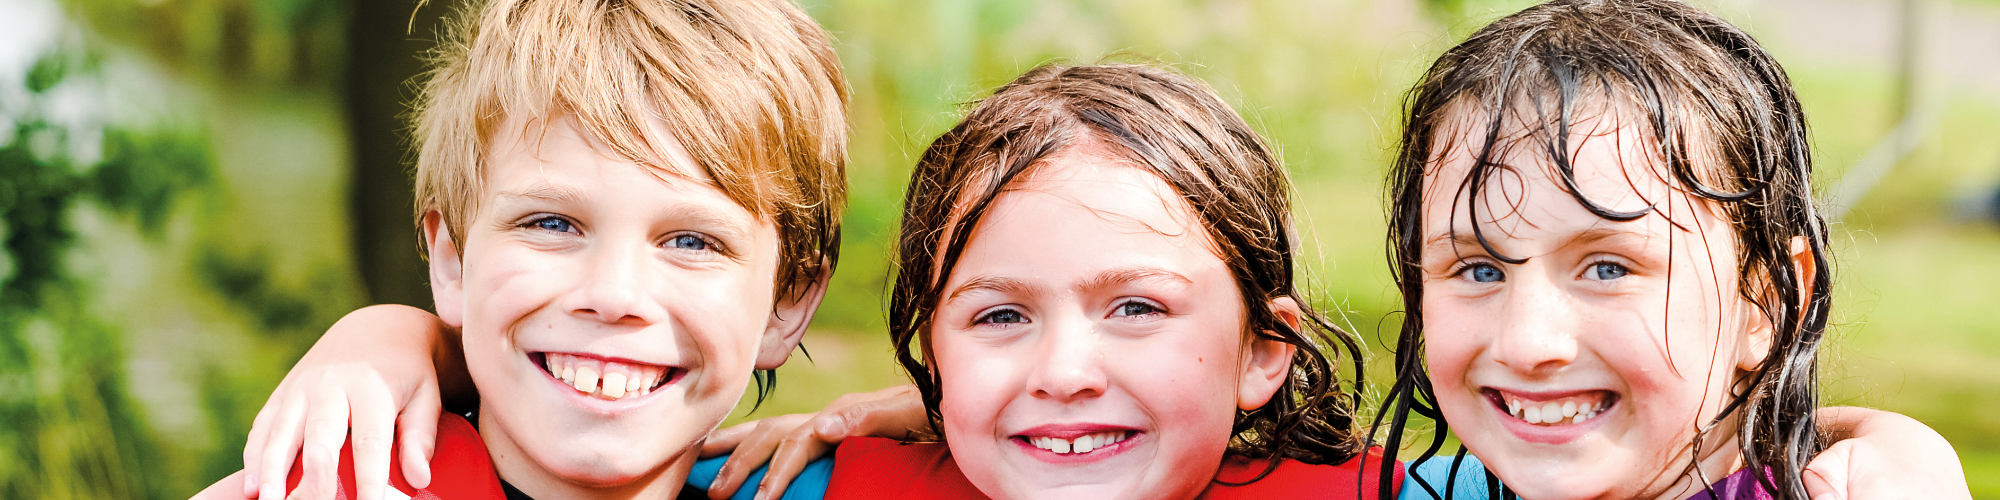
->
<box><xmin>1489</xmin><ymin>277</ymin><xmax>1579</xmax><ymax>375</ymax></box>
<box><xmin>1026</xmin><ymin>314</ymin><xmax>1108</xmax><ymax>403</ymax></box>
<box><xmin>566</xmin><ymin>244</ymin><xmax>662</xmax><ymax>326</ymax></box>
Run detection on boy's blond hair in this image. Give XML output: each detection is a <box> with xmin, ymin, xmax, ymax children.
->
<box><xmin>414</xmin><ymin>0</ymin><xmax>848</xmax><ymax>297</ymax></box>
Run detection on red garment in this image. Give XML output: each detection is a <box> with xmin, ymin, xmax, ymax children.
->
<box><xmin>284</xmin><ymin>413</ymin><xmax>506</xmax><ymax>500</ymax></box>
<box><xmin>824</xmin><ymin>436</ymin><xmax>1403</xmax><ymax>500</ymax></box>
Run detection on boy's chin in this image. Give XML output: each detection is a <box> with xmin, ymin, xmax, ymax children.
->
<box><xmin>520</xmin><ymin>421</ymin><xmax>709</xmax><ymax>486</ymax></box>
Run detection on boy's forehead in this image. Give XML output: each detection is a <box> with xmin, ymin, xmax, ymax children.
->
<box><xmin>488</xmin><ymin>112</ymin><xmax>715</xmax><ymax>189</ymax></box>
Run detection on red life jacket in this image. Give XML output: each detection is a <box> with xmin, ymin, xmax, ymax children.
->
<box><xmin>824</xmin><ymin>436</ymin><xmax>1403</xmax><ymax>500</ymax></box>
<box><xmin>283</xmin><ymin>413</ymin><xmax>507</xmax><ymax>500</ymax></box>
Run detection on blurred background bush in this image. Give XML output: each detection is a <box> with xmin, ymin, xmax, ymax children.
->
<box><xmin>0</xmin><ymin>0</ymin><xmax>1995</xmax><ymax>497</ymax></box>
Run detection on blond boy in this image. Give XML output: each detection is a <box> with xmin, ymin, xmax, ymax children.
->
<box><xmin>196</xmin><ymin>0</ymin><xmax>847</xmax><ymax>497</ymax></box>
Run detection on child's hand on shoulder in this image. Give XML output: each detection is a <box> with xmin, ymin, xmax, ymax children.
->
<box><xmin>241</xmin><ymin>304</ymin><xmax>465</xmax><ymax>500</ymax></box>
<box><xmin>1806</xmin><ymin>406</ymin><xmax>1972</xmax><ymax>500</ymax></box>
<box><xmin>700</xmin><ymin>384</ymin><xmax>929</xmax><ymax>500</ymax></box>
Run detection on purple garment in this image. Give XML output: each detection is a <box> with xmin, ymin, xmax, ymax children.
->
<box><xmin>1683</xmin><ymin>468</ymin><xmax>1776</xmax><ymax>500</ymax></box>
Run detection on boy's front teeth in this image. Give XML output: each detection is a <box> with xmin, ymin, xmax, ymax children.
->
<box><xmin>543</xmin><ymin>352</ymin><xmax>669</xmax><ymax>401</ymax></box>
<box><xmin>1028</xmin><ymin>431</ymin><xmax>1131</xmax><ymax>454</ymax></box>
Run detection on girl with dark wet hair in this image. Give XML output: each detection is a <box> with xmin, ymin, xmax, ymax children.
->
<box><xmin>1370</xmin><ymin>0</ymin><xmax>1969</xmax><ymax>499</ymax></box>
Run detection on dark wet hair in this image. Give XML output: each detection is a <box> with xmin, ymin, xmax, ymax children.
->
<box><xmin>888</xmin><ymin>63</ymin><xmax>1368</xmax><ymax>470</ymax></box>
<box><xmin>1370</xmin><ymin>1</ymin><xmax>1832</xmax><ymax>498</ymax></box>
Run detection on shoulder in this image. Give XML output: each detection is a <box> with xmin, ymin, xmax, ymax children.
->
<box><xmin>825</xmin><ymin>437</ymin><xmax>989</xmax><ymax>500</ymax></box>
<box><xmin>1400</xmin><ymin>454</ymin><xmax>1496</xmax><ymax>500</ymax></box>
<box><xmin>685</xmin><ymin>453</ymin><xmax>835</xmax><ymax>500</ymax></box>
<box><xmin>1200</xmin><ymin>447</ymin><xmax>1405</xmax><ymax>500</ymax></box>
<box><xmin>251</xmin><ymin>412</ymin><xmax>504</xmax><ymax>500</ymax></box>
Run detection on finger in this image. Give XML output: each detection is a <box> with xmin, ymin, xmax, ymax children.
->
<box><xmin>298</xmin><ymin>391</ymin><xmax>353</xmax><ymax>500</ymax></box>
<box><xmin>349</xmin><ymin>385</ymin><xmax>396</xmax><ymax>500</ymax></box>
<box><xmin>703</xmin><ymin>421</ymin><xmax>757</xmax><ymax>458</ymax></box>
<box><xmin>754</xmin><ymin>428</ymin><xmax>836</xmax><ymax>500</ymax></box>
<box><xmin>243</xmin><ymin>391</ymin><xmax>283</xmax><ymax>498</ymax></box>
<box><xmin>397</xmin><ymin>380</ymin><xmax>442</xmax><ymax>489</ymax></box>
<box><xmin>709</xmin><ymin>419</ymin><xmax>792</xmax><ymax>500</ymax></box>
<box><xmin>828</xmin><ymin>397</ymin><xmax>927</xmax><ymax>442</ymax></box>
<box><xmin>257</xmin><ymin>391</ymin><xmax>311</xmax><ymax>500</ymax></box>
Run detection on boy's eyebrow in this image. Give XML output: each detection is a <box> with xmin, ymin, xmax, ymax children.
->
<box><xmin>495</xmin><ymin>184</ymin><xmax>591</xmax><ymax>205</ymax></box>
<box><xmin>671</xmin><ymin>205</ymin><xmax>753</xmax><ymax>242</ymax></box>
<box><xmin>494</xmin><ymin>183</ymin><xmax>753</xmax><ymax>240</ymax></box>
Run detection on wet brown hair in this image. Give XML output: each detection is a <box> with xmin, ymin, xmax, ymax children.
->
<box><xmin>1372</xmin><ymin>1</ymin><xmax>1832</xmax><ymax>498</ymax></box>
<box><xmin>887</xmin><ymin>63</ymin><xmax>1368</xmax><ymax>470</ymax></box>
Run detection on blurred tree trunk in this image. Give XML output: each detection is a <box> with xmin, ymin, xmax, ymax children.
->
<box><xmin>347</xmin><ymin>0</ymin><xmax>449</xmax><ymax>308</ymax></box>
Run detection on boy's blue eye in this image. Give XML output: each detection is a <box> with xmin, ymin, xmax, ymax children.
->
<box><xmin>666</xmin><ymin>234</ymin><xmax>710</xmax><ymax>251</ymax></box>
<box><xmin>1588</xmin><ymin>262</ymin><xmax>1629</xmax><ymax>281</ymax></box>
<box><xmin>1115</xmin><ymin>301</ymin><xmax>1162</xmax><ymax>317</ymax></box>
<box><xmin>1465</xmin><ymin>264</ymin><xmax>1505</xmax><ymax>283</ymax></box>
<box><xmin>531</xmin><ymin>217</ymin><xmax>575</xmax><ymax>233</ymax></box>
<box><xmin>979</xmin><ymin>309</ymin><xmax>1026</xmax><ymax>325</ymax></box>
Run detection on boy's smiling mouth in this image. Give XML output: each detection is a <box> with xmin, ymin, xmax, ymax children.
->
<box><xmin>1485</xmin><ymin>388</ymin><xmax>1618</xmax><ymax>427</ymax></box>
<box><xmin>536</xmin><ymin>352</ymin><xmax>681</xmax><ymax>401</ymax></box>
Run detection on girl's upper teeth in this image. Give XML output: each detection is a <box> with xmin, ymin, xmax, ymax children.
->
<box><xmin>1029</xmin><ymin>431</ymin><xmax>1129</xmax><ymax>454</ymax></box>
<box><xmin>1502</xmin><ymin>392</ymin><xmax>1607</xmax><ymax>425</ymax></box>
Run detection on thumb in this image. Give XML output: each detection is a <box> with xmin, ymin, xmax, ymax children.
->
<box><xmin>1803</xmin><ymin>447</ymin><xmax>1849</xmax><ymax>500</ymax></box>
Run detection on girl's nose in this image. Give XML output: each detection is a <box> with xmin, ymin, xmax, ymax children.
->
<box><xmin>1489</xmin><ymin>276</ymin><xmax>1579</xmax><ymax>375</ymax></box>
<box><xmin>565</xmin><ymin>243</ymin><xmax>663</xmax><ymax>326</ymax></box>
<box><xmin>1026</xmin><ymin>314</ymin><xmax>1108</xmax><ymax>403</ymax></box>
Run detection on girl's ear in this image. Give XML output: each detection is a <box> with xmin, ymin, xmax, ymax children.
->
<box><xmin>425</xmin><ymin>212</ymin><xmax>466</xmax><ymax>328</ymax></box>
<box><xmin>1740</xmin><ymin>236</ymin><xmax>1815</xmax><ymax>371</ymax></box>
<box><xmin>1238</xmin><ymin>296</ymin><xmax>1303</xmax><ymax>411</ymax></box>
<box><xmin>757</xmin><ymin>264</ymin><xmax>830</xmax><ymax>370</ymax></box>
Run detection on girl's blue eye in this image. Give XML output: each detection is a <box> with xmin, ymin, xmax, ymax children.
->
<box><xmin>666</xmin><ymin>234</ymin><xmax>710</xmax><ymax>251</ymax></box>
<box><xmin>532</xmin><ymin>217</ymin><xmax>575</xmax><ymax>233</ymax></box>
<box><xmin>1465</xmin><ymin>264</ymin><xmax>1505</xmax><ymax>283</ymax></box>
<box><xmin>978</xmin><ymin>309</ymin><xmax>1026</xmax><ymax>325</ymax></box>
<box><xmin>1115</xmin><ymin>301</ymin><xmax>1162</xmax><ymax>317</ymax></box>
<box><xmin>1588</xmin><ymin>262</ymin><xmax>1629</xmax><ymax>281</ymax></box>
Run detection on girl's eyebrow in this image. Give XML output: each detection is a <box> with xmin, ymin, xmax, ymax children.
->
<box><xmin>944</xmin><ymin>267</ymin><xmax>1194</xmax><ymax>305</ymax></box>
<box><xmin>1422</xmin><ymin>225</ymin><xmax>1649</xmax><ymax>260</ymax></box>
<box><xmin>945</xmin><ymin>275</ymin><xmax>1036</xmax><ymax>304</ymax></box>
<box><xmin>1079</xmin><ymin>267</ymin><xmax>1193</xmax><ymax>292</ymax></box>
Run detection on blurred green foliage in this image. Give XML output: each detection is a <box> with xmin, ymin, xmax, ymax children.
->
<box><xmin>0</xmin><ymin>45</ymin><xmax>214</xmax><ymax>498</ymax></box>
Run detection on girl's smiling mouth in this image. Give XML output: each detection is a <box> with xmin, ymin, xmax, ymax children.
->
<box><xmin>1484</xmin><ymin>388</ymin><xmax>1619</xmax><ymax>440</ymax></box>
<box><xmin>1011</xmin><ymin>424</ymin><xmax>1144</xmax><ymax>462</ymax></box>
<box><xmin>535</xmin><ymin>352</ymin><xmax>683</xmax><ymax>401</ymax></box>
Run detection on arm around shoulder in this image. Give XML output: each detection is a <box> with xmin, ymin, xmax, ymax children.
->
<box><xmin>1808</xmin><ymin>406</ymin><xmax>1971</xmax><ymax>500</ymax></box>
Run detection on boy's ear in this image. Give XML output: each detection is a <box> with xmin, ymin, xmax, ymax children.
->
<box><xmin>425</xmin><ymin>211</ymin><xmax>466</xmax><ymax>328</ymax></box>
<box><xmin>1740</xmin><ymin>236</ymin><xmax>1815</xmax><ymax>371</ymax></box>
<box><xmin>756</xmin><ymin>264</ymin><xmax>830</xmax><ymax>370</ymax></box>
<box><xmin>1238</xmin><ymin>296</ymin><xmax>1302</xmax><ymax>411</ymax></box>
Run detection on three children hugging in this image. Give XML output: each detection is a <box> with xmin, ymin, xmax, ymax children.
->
<box><xmin>192</xmin><ymin>0</ymin><xmax>1975</xmax><ymax>499</ymax></box>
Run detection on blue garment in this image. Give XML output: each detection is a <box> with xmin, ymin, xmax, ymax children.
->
<box><xmin>1399</xmin><ymin>454</ymin><xmax>1495</xmax><ymax>500</ymax></box>
<box><xmin>685</xmin><ymin>454</ymin><xmax>836</xmax><ymax>500</ymax></box>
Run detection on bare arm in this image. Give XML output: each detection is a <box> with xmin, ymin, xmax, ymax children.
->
<box><xmin>1806</xmin><ymin>406</ymin><xmax>1970</xmax><ymax>500</ymax></box>
<box><xmin>239</xmin><ymin>304</ymin><xmax>468</xmax><ymax>500</ymax></box>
